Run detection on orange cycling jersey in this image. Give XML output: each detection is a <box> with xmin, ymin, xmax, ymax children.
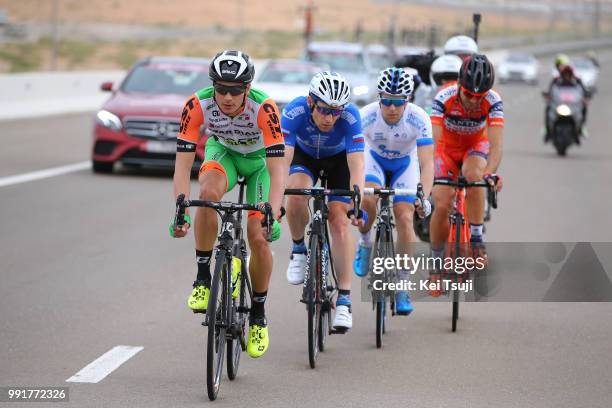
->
<box><xmin>430</xmin><ymin>84</ymin><xmax>504</xmax><ymax>150</ymax></box>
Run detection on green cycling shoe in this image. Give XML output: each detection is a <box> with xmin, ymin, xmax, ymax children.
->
<box><xmin>247</xmin><ymin>318</ymin><xmax>269</xmax><ymax>358</ymax></box>
<box><xmin>187</xmin><ymin>280</ymin><xmax>210</xmax><ymax>312</ymax></box>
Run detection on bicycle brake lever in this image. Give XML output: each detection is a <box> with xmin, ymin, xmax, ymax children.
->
<box><xmin>175</xmin><ymin>194</ymin><xmax>186</xmax><ymax>228</ymax></box>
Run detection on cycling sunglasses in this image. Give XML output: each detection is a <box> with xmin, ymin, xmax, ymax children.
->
<box><xmin>214</xmin><ymin>82</ymin><xmax>247</xmax><ymax>96</ymax></box>
<box><xmin>380</xmin><ymin>97</ymin><xmax>408</xmax><ymax>107</ymax></box>
<box><xmin>461</xmin><ymin>87</ymin><xmax>487</xmax><ymax>99</ymax></box>
<box><xmin>315</xmin><ymin>104</ymin><xmax>344</xmax><ymax>117</ymax></box>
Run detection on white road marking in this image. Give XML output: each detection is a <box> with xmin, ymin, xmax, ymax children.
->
<box><xmin>0</xmin><ymin>161</ymin><xmax>91</xmax><ymax>188</ymax></box>
<box><xmin>66</xmin><ymin>345</ymin><xmax>143</xmax><ymax>383</ymax></box>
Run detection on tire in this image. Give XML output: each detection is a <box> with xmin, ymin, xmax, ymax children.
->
<box><xmin>227</xmin><ymin>250</ymin><xmax>247</xmax><ymax>380</ymax></box>
<box><xmin>92</xmin><ymin>160</ymin><xmax>113</xmax><ymax>174</ymax></box>
<box><xmin>374</xmin><ymin>226</ymin><xmax>391</xmax><ymax>348</ymax></box>
<box><xmin>554</xmin><ymin>123</ymin><xmax>573</xmax><ymax>157</ymax></box>
<box><xmin>307</xmin><ymin>237</ymin><xmax>321</xmax><ymax>368</ymax></box>
<box><xmin>206</xmin><ymin>251</ymin><xmax>228</xmax><ymax>401</ymax></box>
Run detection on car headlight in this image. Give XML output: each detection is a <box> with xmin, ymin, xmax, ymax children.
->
<box><xmin>353</xmin><ymin>85</ymin><xmax>369</xmax><ymax>96</ymax></box>
<box><xmin>556</xmin><ymin>104</ymin><xmax>572</xmax><ymax>117</ymax></box>
<box><xmin>96</xmin><ymin>110</ymin><xmax>122</xmax><ymax>131</ymax></box>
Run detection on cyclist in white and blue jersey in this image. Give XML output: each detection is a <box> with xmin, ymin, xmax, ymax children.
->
<box><xmin>353</xmin><ymin>67</ymin><xmax>434</xmax><ymax>315</ymax></box>
<box><xmin>282</xmin><ymin>71</ymin><xmax>366</xmax><ymax>331</ymax></box>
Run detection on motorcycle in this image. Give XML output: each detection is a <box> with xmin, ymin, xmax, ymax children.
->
<box><xmin>543</xmin><ymin>84</ymin><xmax>586</xmax><ymax>156</ymax></box>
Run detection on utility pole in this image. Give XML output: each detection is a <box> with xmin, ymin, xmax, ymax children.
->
<box><xmin>304</xmin><ymin>0</ymin><xmax>315</xmax><ymax>47</ymax></box>
<box><xmin>51</xmin><ymin>0</ymin><xmax>59</xmax><ymax>71</ymax></box>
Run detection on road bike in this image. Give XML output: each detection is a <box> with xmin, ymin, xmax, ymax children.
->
<box><xmin>173</xmin><ymin>177</ymin><xmax>275</xmax><ymax>400</ymax></box>
<box><xmin>432</xmin><ymin>175</ymin><xmax>498</xmax><ymax>332</ymax></box>
<box><xmin>363</xmin><ymin>181</ymin><xmax>423</xmax><ymax>348</ymax></box>
<box><xmin>285</xmin><ymin>172</ymin><xmax>360</xmax><ymax>368</ymax></box>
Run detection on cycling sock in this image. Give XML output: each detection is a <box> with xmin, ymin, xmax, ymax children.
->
<box><xmin>336</xmin><ymin>289</ymin><xmax>351</xmax><ymax>306</ymax></box>
<box><xmin>360</xmin><ymin>231</ymin><xmax>372</xmax><ymax>247</ymax></box>
<box><xmin>469</xmin><ymin>224</ymin><xmax>484</xmax><ymax>242</ymax></box>
<box><xmin>292</xmin><ymin>237</ymin><xmax>307</xmax><ymax>254</ymax></box>
<box><xmin>196</xmin><ymin>249</ymin><xmax>213</xmax><ymax>285</ymax></box>
<box><xmin>251</xmin><ymin>290</ymin><xmax>267</xmax><ymax>321</ymax></box>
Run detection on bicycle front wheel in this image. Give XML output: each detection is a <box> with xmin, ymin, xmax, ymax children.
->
<box><xmin>206</xmin><ymin>251</ymin><xmax>229</xmax><ymax>401</ymax></box>
<box><xmin>227</xmin><ymin>249</ymin><xmax>248</xmax><ymax>380</ymax></box>
<box><xmin>307</xmin><ymin>237</ymin><xmax>321</xmax><ymax>368</ymax></box>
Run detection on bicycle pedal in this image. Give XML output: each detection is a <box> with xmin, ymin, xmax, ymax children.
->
<box><xmin>331</xmin><ymin>327</ymin><xmax>348</xmax><ymax>334</ymax></box>
<box><xmin>192</xmin><ymin>309</ymin><xmax>207</xmax><ymax>315</ymax></box>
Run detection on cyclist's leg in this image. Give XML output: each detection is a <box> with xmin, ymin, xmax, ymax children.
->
<box><xmin>327</xmin><ymin>156</ymin><xmax>354</xmax><ymax>329</ymax></box>
<box><xmin>234</xmin><ymin>151</ymin><xmax>272</xmax><ymax>358</ymax></box>
<box><xmin>390</xmin><ymin>153</ymin><xmax>418</xmax><ymax>314</ymax></box>
<box><xmin>285</xmin><ymin>146</ymin><xmax>316</xmax><ymax>284</ymax></box>
<box><xmin>188</xmin><ymin>137</ymin><xmax>238</xmax><ymax>311</ymax></box>
<box><xmin>430</xmin><ymin>147</ymin><xmax>459</xmax><ymax>254</ymax></box>
<box><xmin>354</xmin><ymin>147</ymin><xmax>382</xmax><ymax>276</ymax></box>
<box><xmin>462</xmin><ymin>140</ymin><xmax>488</xmax><ymax>239</ymax></box>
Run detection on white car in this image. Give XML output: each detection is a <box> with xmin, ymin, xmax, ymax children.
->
<box><xmin>304</xmin><ymin>41</ymin><xmax>376</xmax><ymax>106</ymax></box>
<box><xmin>572</xmin><ymin>58</ymin><xmax>598</xmax><ymax>92</ymax></box>
<box><xmin>498</xmin><ymin>53</ymin><xmax>539</xmax><ymax>85</ymax></box>
<box><xmin>253</xmin><ymin>60</ymin><xmax>328</xmax><ymax>113</ymax></box>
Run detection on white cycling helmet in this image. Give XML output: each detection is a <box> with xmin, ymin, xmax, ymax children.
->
<box><xmin>444</xmin><ymin>35</ymin><xmax>478</xmax><ymax>57</ymax></box>
<box><xmin>430</xmin><ymin>55</ymin><xmax>463</xmax><ymax>86</ymax></box>
<box><xmin>377</xmin><ymin>67</ymin><xmax>415</xmax><ymax>97</ymax></box>
<box><xmin>309</xmin><ymin>71</ymin><xmax>351</xmax><ymax>108</ymax></box>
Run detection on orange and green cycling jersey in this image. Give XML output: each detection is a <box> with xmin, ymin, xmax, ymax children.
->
<box><xmin>177</xmin><ymin>86</ymin><xmax>285</xmax><ymax>158</ymax></box>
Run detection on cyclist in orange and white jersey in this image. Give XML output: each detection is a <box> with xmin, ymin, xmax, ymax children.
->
<box><xmin>429</xmin><ymin>54</ymin><xmax>503</xmax><ymax>263</ymax></box>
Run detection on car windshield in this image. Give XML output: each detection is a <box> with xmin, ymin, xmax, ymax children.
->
<box><xmin>308</xmin><ymin>51</ymin><xmax>365</xmax><ymax>73</ymax></box>
<box><xmin>369</xmin><ymin>55</ymin><xmax>393</xmax><ymax>71</ymax></box>
<box><xmin>507</xmin><ymin>54</ymin><xmax>533</xmax><ymax>64</ymax></box>
<box><xmin>122</xmin><ymin>64</ymin><xmax>211</xmax><ymax>95</ymax></box>
<box><xmin>259</xmin><ymin>65</ymin><xmax>318</xmax><ymax>84</ymax></box>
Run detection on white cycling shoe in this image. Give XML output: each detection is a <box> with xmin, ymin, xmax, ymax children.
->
<box><xmin>332</xmin><ymin>305</ymin><xmax>353</xmax><ymax>330</ymax></box>
<box><xmin>286</xmin><ymin>253</ymin><xmax>307</xmax><ymax>285</ymax></box>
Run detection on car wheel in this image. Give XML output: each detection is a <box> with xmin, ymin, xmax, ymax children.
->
<box><xmin>92</xmin><ymin>160</ymin><xmax>114</xmax><ymax>174</ymax></box>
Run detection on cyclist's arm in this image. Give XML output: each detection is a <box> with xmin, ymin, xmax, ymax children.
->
<box><xmin>258</xmin><ymin>98</ymin><xmax>286</xmax><ymax>218</ymax></box>
<box><xmin>347</xmin><ymin>151</ymin><xmax>365</xmax><ymax>198</ymax></box>
<box><xmin>417</xmin><ymin>145</ymin><xmax>434</xmax><ymax>197</ymax></box>
<box><xmin>174</xmin><ymin>94</ymin><xmax>203</xmax><ymax>207</ymax></box>
<box><xmin>484</xmin><ymin>126</ymin><xmax>503</xmax><ymax>174</ymax></box>
<box><xmin>485</xmin><ymin>95</ymin><xmax>504</xmax><ymax>174</ymax></box>
<box><xmin>431</xmin><ymin>124</ymin><xmax>443</xmax><ymax>157</ymax></box>
<box><xmin>344</xmin><ymin>105</ymin><xmax>365</xmax><ymax>196</ymax></box>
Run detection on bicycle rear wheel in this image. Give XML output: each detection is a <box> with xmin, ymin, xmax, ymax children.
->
<box><xmin>307</xmin><ymin>237</ymin><xmax>321</xmax><ymax>368</ymax></box>
<box><xmin>206</xmin><ymin>251</ymin><xmax>229</xmax><ymax>401</ymax></box>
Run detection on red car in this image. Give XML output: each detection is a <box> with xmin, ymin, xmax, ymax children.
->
<box><xmin>92</xmin><ymin>56</ymin><xmax>210</xmax><ymax>173</ymax></box>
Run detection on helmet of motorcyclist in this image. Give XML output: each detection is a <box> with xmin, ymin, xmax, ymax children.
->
<box><xmin>430</xmin><ymin>54</ymin><xmax>463</xmax><ymax>87</ymax></box>
<box><xmin>377</xmin><ymin>67</ymin><xmax>415</xmax><ymax>97</ymax></box>
<box><xmin>309</xmin><ymin>71</ymin><xmax>351</xmax><ymax>108</ymax></box>
<box><xmin>444</xmin><ymin>35</ymin><xmax>478</xmax><ymax>60</ymax></box>
<box><xmin>209</xmin><ymin>50</ymin><xmax>255</xmax><ymax>84</ymax></box>
<box><xmin>554</xmin><ymin>53</ymin><xmax>570</xmax><ymax>70</ymax></box>
<box><xmin>459</xmin><ymin>53</ymin><xmax>495</xmax><ymax>94</ymax></box>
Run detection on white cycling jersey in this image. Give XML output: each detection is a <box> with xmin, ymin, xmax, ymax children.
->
<box><xmin>360</xmin><ymin>101</ymin><xmax>433</xmax><ymax>160</ymax></box>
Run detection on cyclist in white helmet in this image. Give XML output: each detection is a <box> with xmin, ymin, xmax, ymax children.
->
<box><xmin>353</xmin><ymin>67</ymin><xmax>434</xmax><ymax>315</ymax></box>
<box><xmin>444</xmin><ymin>35</ymin><xmax>478</xmax><ymax>61</ymax></box>
<box><xmin>430</xmin><ymin>54</ymin><xmax>463</xmax><ymax>89</ymax></box>
<box><xmin>282</xmin><ymin>71</ymin><xmax>366</xmax><ymax>331</ymax></box>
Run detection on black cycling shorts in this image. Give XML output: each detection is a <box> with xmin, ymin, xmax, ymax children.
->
<box><xmin>289</xmin><ymin>145</ymin><xmax>351</xmax><ymax>203</ymax></box>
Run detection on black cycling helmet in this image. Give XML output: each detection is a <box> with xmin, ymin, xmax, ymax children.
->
<box><xmin>209</xmin><ymin>50</ymin><xmax>255</xmax><ymax>84</ymax></box>
<box><xmin>459</xmin><ymin>53</ymin><xmax>495</xmax><ymax>94</ymax></box>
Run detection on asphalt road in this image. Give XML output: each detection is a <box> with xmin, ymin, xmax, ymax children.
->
<box><xmin>1</xmin><ymin>52</ymin><xmax>611</xmax><ymax>407</ymax></box>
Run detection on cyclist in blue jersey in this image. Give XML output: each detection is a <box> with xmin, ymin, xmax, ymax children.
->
<box><xmin>282</xmin><ymin>71</ymin><xmax>365</xmax><ymax>331</ymax></box>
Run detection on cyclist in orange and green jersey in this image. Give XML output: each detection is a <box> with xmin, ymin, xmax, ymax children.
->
<box><xmin>171</xmin><ymin>50</ymin><xmax>286</xmax><ymax>358</ymax></box>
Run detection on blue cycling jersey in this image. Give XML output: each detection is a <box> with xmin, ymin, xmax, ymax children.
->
<box><xmin>281</xmin><ymin>96</ymin><xmax>364</xmax><ymax>159</ymax></box>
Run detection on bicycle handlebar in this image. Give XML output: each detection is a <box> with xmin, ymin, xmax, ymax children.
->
<box><xmin>434</xmin><ymin>177</ymin><xmax>498</xmax><ymax>209</ymax></box>
<box><xmin>173</xmin><ymin>194</ymin><xmax>276</xmax><ymax>236</ymax></box>
<box><xmin>285</xmin><ymin>185</ymin><xmax>362</xmax><ymax>220</ymax></box>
